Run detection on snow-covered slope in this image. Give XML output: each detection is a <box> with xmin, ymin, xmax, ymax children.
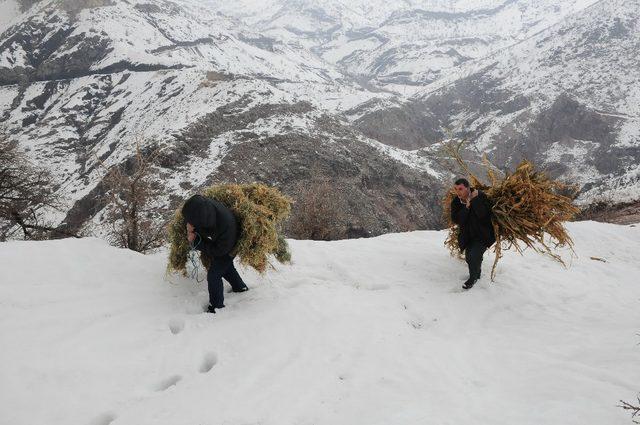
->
<box><xmin>1</xmin><ymin>221</ymin><xmax>639</xmax><ymax>425</ymax></box>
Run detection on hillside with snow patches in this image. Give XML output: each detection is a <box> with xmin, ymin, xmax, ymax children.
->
<box><xmin>1</xmin><ymin>221</ymin><xmax>639</xmax><ymax>425</ymax></box>
<box><xmin>0</xmin><ymin>0</ymin><xmax>446</xmax><ymax>237</ymax></box>
<box><xmin>352</xmin><ymin>0</ymin><xmax>640</xmax><ymax>203</ymax></box>
<box><xmin>0</xmin><ymin>0</ymin><xmax>638</xmax><ymax>236</ymax></box>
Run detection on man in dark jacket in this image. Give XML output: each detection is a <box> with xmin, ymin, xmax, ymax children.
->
<box><xmin>450</xmin><ymin>178</ymin><xmax>496</xmax><ymax>290</ymax></box>
<box><xmin>182</xmin><ymin>194</ymin><xmax>249</xmax><ymax>313</ymax></box>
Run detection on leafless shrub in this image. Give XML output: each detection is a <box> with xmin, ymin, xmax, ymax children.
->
<box><xmin>0</xmin><ymin>136</ymin><xmax>76</xmax><ymax>240</ymax></box>
<box><xmin>288</xmin><ymin>177</ymin><xmax>345</xmax><ymax>240</ymax></box>
<box><xmin>100</xmin><ymin>142</ymin><xmax>166</xmax><ymax>253</ymax></box>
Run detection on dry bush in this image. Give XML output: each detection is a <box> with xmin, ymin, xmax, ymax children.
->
<box><xmin>288</xmin><ymin>178</ymin><xmax>345</xmax><ymax>240</ymax></box>
<box><xmin>199</xmin><ymin>71</ymin><xmax>235</xmax><ymax>88</ymax></box>
<box><xmin>577</xmin><ymin>199</ymin><xmax>614</xmax><ymax>221</ymax></box>
<box><xmin>0</xmin><ymin>136</ymin><xmax>75</xmax><ymax>240</ymax></box>
<box><xmin>101</xmin><ymin>143</ymin><xmax>166</xmax><ymax>253</ymax></box>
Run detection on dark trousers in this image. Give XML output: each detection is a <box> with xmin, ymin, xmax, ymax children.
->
<box><xmin>464</xmin><ymin>240</ymin><xmax>487</xmax><ymax>280</ymax></box>
<box><xmin>207</xmin><ymin>255</ymin><xmax>247</xmax><ymax>308</ymax></box>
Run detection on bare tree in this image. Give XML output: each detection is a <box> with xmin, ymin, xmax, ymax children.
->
<box><xmin>0</xmin><ymin>136</ymin><xmax>75</xmax><ymax>240</ymax></box>
<box><xmin>100</xmin><ymin>142</ymin><xmax>166</xmax><ymax>253</ymax></box>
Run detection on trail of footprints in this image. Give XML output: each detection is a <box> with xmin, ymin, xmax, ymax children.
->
<box><xmin>92</xmin><ymin>316</ymin><xmax>217</xmax><ymax>424</ymax></box>
<box><xmin>158</xmin><ymin>318</ymin><xmax>218</xmax><ymax>390</ymax></box>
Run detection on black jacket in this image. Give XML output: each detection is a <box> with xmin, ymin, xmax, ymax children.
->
<box><xmin>450</xmin><ymin>189</ymin><xmax>496</xmax><ymax>250</ymax></box>
<box><xmin>182</xmin><ymin>194</ymin><xmax>239</xmax><ymax>258</ymax></box>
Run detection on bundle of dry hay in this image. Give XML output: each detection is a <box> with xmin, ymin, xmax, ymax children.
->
<box><xmin>167</xmin><ymin>183</ymin><xmax>292</xmax><ymax>275</ymax></box>
<box><xmin>443</xmin><ymin>146</ymin><xmax>579</xmax><ymax>280</ymax></box>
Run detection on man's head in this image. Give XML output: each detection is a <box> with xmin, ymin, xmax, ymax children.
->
<box><xmin>182</xmin><ymin>194</ymin><xmax>210</xmax><ymax>229</ymax></box>
<box><xmin>454</xmin><ymin>178</ymin><xmax>470</xmax><ymax>199</ymax></box>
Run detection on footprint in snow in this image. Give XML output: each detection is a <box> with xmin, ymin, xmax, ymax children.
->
<box><xmin>199</xmin><ymin>352</ymin><xmax>218</xmax><ymax>373</ymax></box>
<box><xmin>353</xmin><ymin>282</ymin><xmax>389</xmax><ymax>291</ymax></box>
<box><xmin>154</xmin><ymin>375</ymin><xmax>182</xmax><ymax>391</ymax></box>
<box><xmin>168</xmin><ymin>317</ymin><xmax>185</xmax><ymax>335</ymax></box>
<box><xmin>408</xmin><ymin>319</ymin><xmax>423</xmax><ymax>329</ymax></box>
<box><xmin>90</xmin><ymin>412</ymin><xmax>117</xmax><ymax>425</ymax></box>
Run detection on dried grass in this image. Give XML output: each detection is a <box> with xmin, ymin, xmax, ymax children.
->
<box><xmin>167</xmin><ymin>183</ymin><xmax>292</xmax><ymax>275</ymax></box>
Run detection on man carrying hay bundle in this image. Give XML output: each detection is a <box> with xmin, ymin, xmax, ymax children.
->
<box><xmin>442</xmin><ymin>141</ymin><xmax>579</xmax><ymax>287</ymax></box>
<box><xmin>450</xmin><ymin>178</ymin><xmax>496</xmax><ymax>290</ymax></box>
<box><xmin>182</xmin><ymin>194</ymin><xmax>249</xmax><ymax>314</ymax></box>
<box><xmin>167</xmin><ymin>184</ymin><xmax>292</xmax><ymax>314</ymax></box>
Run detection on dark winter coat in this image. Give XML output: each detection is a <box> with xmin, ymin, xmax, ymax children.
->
<box><xmin>182</xmin><ymin>194</ymin><xmax>239</xmax><ymax>258</ymax></box>
<box><xmin>450</xmin><ymin>189</ymin><xmax>496</xmax><ymax>250</ymax></box>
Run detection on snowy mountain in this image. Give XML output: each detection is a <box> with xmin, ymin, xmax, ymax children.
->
<box><xmin>352</xmin><ymin>0</ymin><xmax>640</xmax><ymax>203</ymax></box>
<box><xmin>0</xmin><ymin>0</ymin><xmax>638</xmax><ymax>237</ymax></box>
<box><xmin>0</xmin><ymin>0</ymin><xmax>444</xmax><ymax>237</ymax></box>
<box><xmin>208</xmin><ymin>0</ymin><xmax>600</xmax><ymax>88</ymax></box>
<box><xmin>1</xmin><ymin>221</ymin><xmax>639</xmax><ymax>424</ymax></box>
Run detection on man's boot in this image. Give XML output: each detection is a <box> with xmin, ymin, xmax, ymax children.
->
<box><xmin>462</xmin><ymin>278</ymin><xmax>477</xmax><ymax>290</ymax></box>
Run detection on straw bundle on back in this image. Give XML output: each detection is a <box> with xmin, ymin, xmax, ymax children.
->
<box><xmin>167</xmin><ymin>183</ymin><xmax>292</xmax><ymax>275</ymax></box>
<box><xmin>444</xmin><ymin>157</ymin><xmax>579</xmax><ymax>280</ymax></box>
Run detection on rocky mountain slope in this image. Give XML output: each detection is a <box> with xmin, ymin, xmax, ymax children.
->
<box><xmin>0</xmin><ymin>0</ymin><xmax>637</xmax><ymax>239</ymax></box>
<box><xmin>0</xmin><ymin>0</ymin><xmax>443</xmax><ymax>238</ymax></box>
<box><xmin>353</xmin><ymin>0</ymin><xmax>640</xmax><ymax>202</ymax></box>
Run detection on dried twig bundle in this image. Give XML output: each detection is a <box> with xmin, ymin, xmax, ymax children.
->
<box><xmin>442</xmin><ymin>142</ymin><xmax>579</xmax><ymax>280</ymax></box>
<box><xmin>485</xmin><ymin>161</ymin><xmax>579</xmax><ymax>278</ymax></box>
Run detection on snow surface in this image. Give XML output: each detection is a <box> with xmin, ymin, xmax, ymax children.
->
<box><xmin>1</xmin><ymin>221</ymin><xmax>639</xmax><ymax>425</ymax></box>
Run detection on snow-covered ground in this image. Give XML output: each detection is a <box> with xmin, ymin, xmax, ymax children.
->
<box><xmin>1</xmin><ymin>221</ymin><xmax>639</xmax><ymax>425</ymax></box>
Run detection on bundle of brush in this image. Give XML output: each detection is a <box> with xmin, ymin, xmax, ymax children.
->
<box><xmin>167</xmin><ymin>183</ymin><xmax>292</xmax><ymax>276</ymax></box>
<box><xmin>442</xmin><ymin>145</ymin><xmax>579</xmax><ymax>279</ymax></box>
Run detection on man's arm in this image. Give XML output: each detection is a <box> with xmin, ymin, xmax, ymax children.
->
<box><xmin>187</xmin><ymin>222</ymin><xmax>223</xmax><ymax>256</ymax></box>
<box><xmin>199</xmin><ymin>237</ymin><xmax>229</xmax><ymax>257</ymax></box>
<box><xmin>470</xmin><ymin>191</ymin><xmax>492</xmax><ymax>219</ymax></box>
